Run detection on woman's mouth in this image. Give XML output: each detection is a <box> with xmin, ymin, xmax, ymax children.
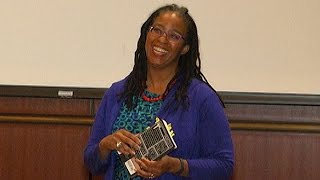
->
<box><xmin>153</xmin><ymin>46</ymin><xmax>168</xmax><ymax>55</ymax></box>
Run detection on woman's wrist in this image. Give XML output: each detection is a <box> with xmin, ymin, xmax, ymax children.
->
<box><xmin>174</xmin><ymin>158</ymin><xmax>185</xmax><ymax>175</ymax></box>
<box><xmin>168</xmin><ymin>157</ymin><xmax>185</xmax><ymax>176</ymax></box>
<box><xmin>98</xmin><ymin>137</ymin><xmax>112</xmax><ymax>159</ymax></box>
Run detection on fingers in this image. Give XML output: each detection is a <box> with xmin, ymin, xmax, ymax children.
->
<box><xmin>134</xmin><ymin>158</ymin><xmax>158</xmax><ymax>179</ymax></box>
<box><xmin>112</xmin><ymin>129</ymin><xmax>141</xmax><ymax>155</ymax></box>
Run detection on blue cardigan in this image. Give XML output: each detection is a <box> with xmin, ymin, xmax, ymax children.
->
<box><xmin>84</xmin><ymin>78</ymin><xmax>234</xmax><ymax>180</ymax></box>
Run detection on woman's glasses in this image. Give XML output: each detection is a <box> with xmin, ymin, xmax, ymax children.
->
<box><xmin>149</xmin><ymin>26</ymin><xmax>185</xmax><ymax>42</ymax></box>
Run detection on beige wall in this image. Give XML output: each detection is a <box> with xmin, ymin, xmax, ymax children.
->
<box><xmin>1</xmin><ymin>0</ymin><xmax>319</xmax><ymax>94</ymax></box>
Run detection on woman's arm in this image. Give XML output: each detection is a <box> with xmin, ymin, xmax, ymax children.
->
<box><xmin>187</xmin><ymin>91</ymin><xmax>234</xmax><ymax>179</ymax></box>
<box><xmin>83</xmin><ymin>91</ymin><xmax>111</xmax><ymax>175</ymax></box>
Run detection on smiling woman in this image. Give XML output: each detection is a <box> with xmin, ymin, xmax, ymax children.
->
<box><xmin>83</xmin><ymin>4</ymin><xmax>234</xmax><ymax>180</ymax></box>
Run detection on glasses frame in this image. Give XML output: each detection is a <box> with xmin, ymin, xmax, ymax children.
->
<box><xmin>149</xmin><ymin>26</ymin><xmax>185</xmax><ymax>42</ymax></box>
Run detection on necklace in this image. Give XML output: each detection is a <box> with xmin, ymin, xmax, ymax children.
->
<box><xmin>141</xmin><ymin>92</ymin><xmax>164</xmax><ymax>102</ymax></box>
<box><xmin>141</xmin><ymin>78</ymin><xmax>176</xmax><ymax>102</ymax></box>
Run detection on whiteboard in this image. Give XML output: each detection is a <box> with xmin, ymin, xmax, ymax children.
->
<box><xmin>1</xmin><ymin>0</ymin><xmax>319</xmax><ymax>94</ymax></box>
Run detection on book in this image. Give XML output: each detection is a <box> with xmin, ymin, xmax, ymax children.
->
<box><xmin>118</xmin><ymin>117</ymin><xmax>177</xmax><ymax>177</ymax></box>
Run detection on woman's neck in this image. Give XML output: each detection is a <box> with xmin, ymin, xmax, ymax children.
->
<box><xmin>146</xmin><ymin>69</ymin><xmax>176</xmax><ymax>95</ymax></box>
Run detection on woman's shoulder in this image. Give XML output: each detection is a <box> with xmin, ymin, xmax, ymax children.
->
<box><xmin>189</xmin><ymin>78</ymin><xmax>214</xmax><ymax>94</ymax></box>
<box><xmin>108</xmin><ymin>78</ymin><xmax>127</xmax><ymax>90</ymax></box>
<box><xmin>188</xmin><ymin>78</ymin><xmax>221</xmax><ymax>103</ymax></box>
<box><xmin>101</xmin><ymin>77</ymin><xmax>127</xmax><ymax>98</ymax></box>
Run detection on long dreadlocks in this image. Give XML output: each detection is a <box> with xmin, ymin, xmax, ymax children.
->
<box><xmin>119</xmin><ymin>4</ymin><xmax>224</xmax><ymax>109</ymax></box>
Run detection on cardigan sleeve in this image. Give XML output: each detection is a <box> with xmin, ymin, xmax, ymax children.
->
<box><xmin>187</xmin><ymin>90</ymin><xmax>234</xmax><ymax>179</ymax></box>
<box><xmin>83</xmin><ymin>90</ymin><xmax>112</xmax><ymax>175</ymax></box>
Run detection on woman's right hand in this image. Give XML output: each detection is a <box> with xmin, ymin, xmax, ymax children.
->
<box><xmin>98</xmin><ymin>129</ymin><xmax>141</xmax><ymax>159</ymax></box>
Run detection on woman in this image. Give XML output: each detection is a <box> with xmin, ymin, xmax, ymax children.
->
<box><xmin>84</xmin><ymin>4</ymin><xmax>234</xmax><ymax>180</ymax></box>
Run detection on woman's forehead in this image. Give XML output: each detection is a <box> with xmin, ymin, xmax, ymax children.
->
<box><xmin>152</xmin><ymin>12</ymin><xmax>187</xmax><ymax>32</ymax></box>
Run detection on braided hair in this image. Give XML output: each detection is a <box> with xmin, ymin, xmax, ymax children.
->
<box><xmin>119</xmin><ymin>4</ymin><xmax>224</xmax><ymax>109</ymax></box>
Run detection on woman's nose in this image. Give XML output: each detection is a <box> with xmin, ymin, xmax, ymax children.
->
<box><xmin>157</xmin><ymin>32</ymin><xmax>169</xmax><ymax>43</ymax></box>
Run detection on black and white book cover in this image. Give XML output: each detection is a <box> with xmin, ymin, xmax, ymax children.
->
<box><xmin>118</xmin><ymin>117</ymin><xmax>177</xmax><ymax>177</ymax></box>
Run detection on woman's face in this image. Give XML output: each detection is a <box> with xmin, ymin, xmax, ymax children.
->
<box><xmin>145</xmin><ymin>12</ymin><xmax>189</xmax><ymax>70</ymax></box>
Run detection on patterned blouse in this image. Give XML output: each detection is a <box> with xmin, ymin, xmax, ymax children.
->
<box><xmin>112</xmin><ymin>90</ymin><xmax>163</xmax><ymax>180</ymax></box>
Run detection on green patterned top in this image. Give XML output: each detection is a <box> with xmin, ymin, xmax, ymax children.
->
<box><xmin>112</xmin><ymin>90</ymin><xmax>163</xmax><ymax>180</ymax></box>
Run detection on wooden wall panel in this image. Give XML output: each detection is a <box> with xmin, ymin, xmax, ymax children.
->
<box><xmin>0</xmin><ymin>97</ymin><xmax>92</xmax><ymax>116</ymax></box>
<box><xmin>0</xmin><ymin>122</ymin><xmax>91</xmax><ymax>180</ymax></box>
<box><xmin>231</xmin><ymin>131</ymin><xmax>320</xmax><ymax>180</ymax></box>
<box><xmin>225</xmin><ymin>104</ymin><xmax>320</xmax><ymax>123</ymax></box>
<box><xmin>1</xmin><ymin>86</ymin><xmax>320</xmax><ymax>180</ymax></box>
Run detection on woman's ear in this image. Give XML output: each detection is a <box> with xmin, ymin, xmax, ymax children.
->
<box><xmin>181</xmin><ymin>44</ymin><xmax>190</xmax><ymax>55</ymax></box>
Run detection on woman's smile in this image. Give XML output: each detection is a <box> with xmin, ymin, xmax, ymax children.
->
<box><xmin>153</xmin><ymin>46</ymin><xmax>168</xmax><ymax>55</ymax></box>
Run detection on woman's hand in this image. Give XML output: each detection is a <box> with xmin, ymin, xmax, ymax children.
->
<box><xmin>99</xmin><ymin>129</ymin><xmax>141</xmax><ymax>159</ymax></box>
<box><xmin>134</xmin><ymin>156</ymin><xmax>179</xmax><ymax>178</ymax></box>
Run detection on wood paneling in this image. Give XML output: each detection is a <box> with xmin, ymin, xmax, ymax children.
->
<box><xmin>0</xmin><ymin>122</ymin><xmax>91</xmax><ymax>180</ymax></box>
<box><xmin>1</xmin><ymin>85</ymin><xmax>320</xmax><ymax>180</ymax></box>
<box><xmin>225</xmin><ymin>104</ymin><xmax>320</xmax><ymax>124</ymax></box>
<box><xmin>0</xmin><ymin>115</ymin><xmax>93</xmax><ymax>125</ymax></box>
<box><xmin>0</xmin><ymin>97</ymin><xmax>91</xmax><ymax>116</ymax></box>
<box><xmin>231</xmin><ymin>131</ymin><xmax>320</xmax><ymax>180</ymax></box>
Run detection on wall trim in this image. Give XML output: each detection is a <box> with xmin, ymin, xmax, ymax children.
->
<box><xmin>1</xmin><ymin>85</ymin><xmax>320</xmax><ymax>105</ymax></box>
<box><xmin>220</xmin><ymin>91</ymin><xmax>320</xmax><ymax>106</ymax></box>
<box><xmin>0</xmin><ymin>85</ymin><xmax>105</xmax><ymax>99</ymax></box>
<box><xmin>231</xmin><ymin>121</ymin><xmax>320</xmax><ymax>133</ymax></box>
<box><xmin>0</xmin><ymin>115</ymin><xmax>92</xmax><ymax>125</ymax></box>
<box><xmin>1</xmin><ymin>115</ymin><xmax>319</xmax><ymax>133</ymax></box>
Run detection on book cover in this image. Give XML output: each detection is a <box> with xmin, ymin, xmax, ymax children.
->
<box><xmin>118</xmin><ymin>117</ymin><xmax>177</xmax><ymax>177</ymax></box>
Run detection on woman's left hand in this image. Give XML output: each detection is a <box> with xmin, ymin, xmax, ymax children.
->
<box><xmin>134</xmin><ymin>155</ymin><xmax>173</xmax><ymax>179</ymax></box>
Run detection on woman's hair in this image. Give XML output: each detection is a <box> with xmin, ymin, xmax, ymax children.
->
<box><xmin>119</xmin><ymin>4</ymin><xmax>224</xmax><ymax>109</ymax></box>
